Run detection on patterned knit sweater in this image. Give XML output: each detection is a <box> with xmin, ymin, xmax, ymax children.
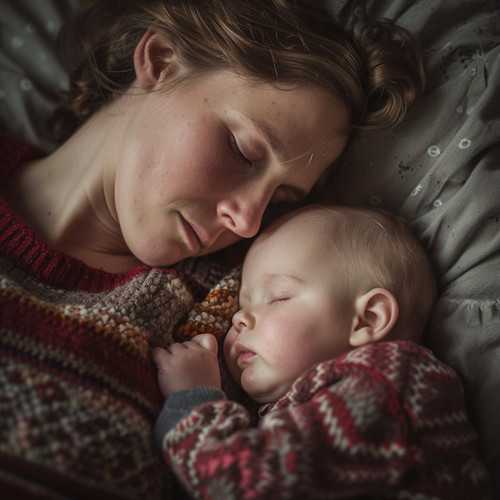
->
<box><xmin>0</xmin><ymin>133</ymin><xmax>241</xmax><ymax>499</ymax></box>
<box><xmin>156</xmin><ymin>341</ymin><xmax>492</xmax><ymax>499</ymax></box>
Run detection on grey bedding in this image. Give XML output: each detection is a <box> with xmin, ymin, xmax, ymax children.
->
<box><xmin>325</xmin><ymin>0</ymin><xmax>500</xmax><ymax>473</ymax></box>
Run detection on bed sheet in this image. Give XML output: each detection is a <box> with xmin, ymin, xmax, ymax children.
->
<box><xmin>324</xmin><ymin>0</ymin><xmax>500</xmax><ymax>481</ymax></box>
<box><xmin>0</xmin><ymin>0</ymin><xmax>78</xmax><ymax>150</ymax></box>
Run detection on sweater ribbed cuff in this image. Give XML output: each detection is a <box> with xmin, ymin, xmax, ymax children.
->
<box><xmin>154</xmin><ymin>387</ymin><xmax>226</xmax><ymax>447</ymax></box>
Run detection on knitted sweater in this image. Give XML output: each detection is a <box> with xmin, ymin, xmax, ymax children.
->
<box><xmin>0</xmin><ymin>133</ymin><xmax>240</xmax><ymax>499</ymax></box>
<box><xmin>156</xmin><ymin>341</ymin><xmax>492</xmax><ymax>499</ymax></box>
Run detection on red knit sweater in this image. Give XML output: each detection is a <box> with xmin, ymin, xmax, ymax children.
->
<box><xmin>0</xmin><ymin>133</ymin><xmax>238</xmax><ymax>499</ymax></box>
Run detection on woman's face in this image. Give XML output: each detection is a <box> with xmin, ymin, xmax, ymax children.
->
<box><xmin>115</xmin><ymin>70</ymin><xmax>350</xmax><ymax>266</ymax></box>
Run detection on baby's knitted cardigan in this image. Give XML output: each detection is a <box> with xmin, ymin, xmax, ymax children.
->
<box><xmin>0</xmin><ymin>133</ymin><xmax>239</xmax><ymax>499</ymax></box>
<box><xmin>156</xmin><ymin>341</ymin><xmax>492</xmax><ymax>499</ymax></box>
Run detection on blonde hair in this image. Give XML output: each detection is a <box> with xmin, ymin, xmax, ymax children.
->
<box><xmin>52</xmin><ymin>0</ymin><xmax>424</xmax><ymax>141</ymax></box>
<box><xmin>296</xmin><ymin>205</ymin><xmax>437</xmax><ymax>342</ymax></box>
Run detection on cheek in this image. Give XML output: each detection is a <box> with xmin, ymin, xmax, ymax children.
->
<box><xmin>161</xmin><ymin>102</ymin><xmax>227</xmax><ymax>179</ymax></box>
<box><xmin>223</xmin><ymin>329</ymin><xmax>241</xmax><ymax>380</ymax></box>
<box><xmin>132</xmin><ymin>109</ymin><xmax>216</xmax><ymax>188</ymax></box>
<box><xmin>259</xmin><ymin>311</ymin><xmax>309</xmax><ymax>364</ymax></box>
<box><xmin>260</xmin><ymin>305</ymin><xmax>338</xmax><ymax>375</ymax></box>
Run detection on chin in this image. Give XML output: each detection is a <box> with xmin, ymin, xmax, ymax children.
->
<box><xmin>245</xmin><ymin>389</ymin><xmax>274</xmax><ymax>405</ymax></box>
<box><xmin>133</xmin><ymin>248</ymin><xmax>187</xmax><ymax>268</ymax></box>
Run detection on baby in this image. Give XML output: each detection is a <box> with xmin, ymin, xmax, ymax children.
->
<box><xmin>153</xmin><ymin>205</ymin><xmax>491</xmax><ymax>499</ymax></box>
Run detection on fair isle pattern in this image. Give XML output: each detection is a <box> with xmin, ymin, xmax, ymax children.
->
<box><xmin>0</xmin><ymin>259</ymin><xmax>239</xmax><ymax>499</ymax></box>
<box><xmin>164</xmin><ymin>341</ymin><xmax>491</xmax><ymax>499</ymax></box>
<box><xmin>0</xmin><ymin>134</ymin><xmax>239</xmax><ymax>499</ymax></box>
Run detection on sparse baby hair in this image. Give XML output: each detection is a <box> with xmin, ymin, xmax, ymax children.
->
<box><xmin>284</xmin><ymin>204</ymin><xmax>437</xmax><ymax>342</ymax></box>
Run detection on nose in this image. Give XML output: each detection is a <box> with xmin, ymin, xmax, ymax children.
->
<box><xmin>217</xmin><ymin>188</ymin><xmax>271</xmax><ymax>238</ymax></box>
<box><xmin>232</xmin><ymin>308</ymin><xmax>254</xmax><ymax>332</ymax></box>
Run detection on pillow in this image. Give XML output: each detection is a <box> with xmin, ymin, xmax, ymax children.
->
<box><xmin>0</xmin><ymin>0</ymin><xmax>77</xmax><ymax>151</ymax></box>
<box><xmin>323</xmin><ymin>0</ymin><xmax>500</xmax><ymax>482</ymax></box>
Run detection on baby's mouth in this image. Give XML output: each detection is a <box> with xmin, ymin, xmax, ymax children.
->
<box><xmin>234</xmin><ymin>342</ymin><xmax>256</xmax><ymax>367</ymax></box>
<box><xmin>237</xmin><ymin>351</ymin><xmax>256</xmax><ymax>366</ymax></box>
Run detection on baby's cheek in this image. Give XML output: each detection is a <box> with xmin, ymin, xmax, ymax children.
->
<box><xmin>222</xmin><ymin>330</ymin><xmax>241</xmax><ymax>383</ymax></box>
<box><xmin>261</xmin><ymin>316</ymin><xmax>301</xmax><ymax>360</ymax></box>
<box><xmin>263</xmin><ymin>312</ymin><xmax>319</xmax><ymax>373</ymax></box>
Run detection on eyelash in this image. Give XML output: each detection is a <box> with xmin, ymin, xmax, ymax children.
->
<box><xmin>229</xmin><ymin>136</ymin><xmax>307</xmax><ymax>204</ymax></box>
<box><xmin>230</xmin><ymin>136</ymin><xmax>253</xmax><ymax>167</ymax></box>
<box><xmin>269</xmin><ymin>295</ymin><xmax>290</xmax><ymax>304</ymax></box>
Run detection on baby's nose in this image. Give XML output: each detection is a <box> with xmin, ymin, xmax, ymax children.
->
<box><xmin>232</xmin><ymin>308</ymin><xmax>253</xmax><ymax>331</ymax></box>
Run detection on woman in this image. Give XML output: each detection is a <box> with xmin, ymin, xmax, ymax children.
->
<box><xmin>4</xmin><ymin>0</ymin><xmax>423</xmax><ymax>272</ymax></box>
<box><xmin>0</xmin><ymin>0</ymin><xmax>424</xmax><ymax>498</ymax></box>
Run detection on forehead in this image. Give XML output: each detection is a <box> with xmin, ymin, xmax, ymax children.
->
<box><xmin>242</xmin><ymin>211</ymin><xmax>333</xmax><ymax>279</ymax></box>
<box><xmin>249</xmin><ymin>82</ymin><xmax>349</xmax><ymax>160</ymax></box>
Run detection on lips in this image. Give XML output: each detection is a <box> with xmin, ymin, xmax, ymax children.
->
<box><xmin>237</xmin><ymin>351</ymin><xmax>256</xmax><ymax>366</ymax></box>
<box><xmin>234</xmin><ymin>342</ymin><xmax>256</xmax><ymax>367</ymax></box>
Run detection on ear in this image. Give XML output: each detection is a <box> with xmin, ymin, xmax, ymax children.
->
<box><xmin>349</xmin><ymin>288</ymin><xmax>399</xmax><ymax>347</ymax></box>
<box><xmin>134</xmin><ymin>30</ymin><xmax>182</xmax><ymax>90</ymax></box>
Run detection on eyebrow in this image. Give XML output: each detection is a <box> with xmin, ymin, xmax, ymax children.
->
<box><xmin>262</xmin><ymin>273</ymin><xmax>304</xmax><ymax>285</ymax></box>
<box><xmin>239</xmin><ymin>273</ymin><xmax>304</xmax><ymax>304</ymax></box>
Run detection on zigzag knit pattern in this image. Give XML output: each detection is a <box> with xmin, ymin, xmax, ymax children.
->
<box><xmin>0</xmin><ymin>134</ymin><xmax>240</xmax><ymax>499</ymax></box>
<box><xmin>164</xmin><ymin>341</ymin><xmax>492</xmax><ymax>499</ymax></box>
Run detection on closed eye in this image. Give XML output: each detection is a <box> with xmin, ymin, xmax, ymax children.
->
<box><xmin>230</xmin><ymin>135</ymin><xmax>253</xmax><ymax>167</ymax></box>
<box><xmin>269</xmin><ymin>295</ymin><xmax>291</xmax><ymax>305</ymax></box>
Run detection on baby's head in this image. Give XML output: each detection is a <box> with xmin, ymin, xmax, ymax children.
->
<box><xmin>305</xmin><ymin>204</ymin><xmax>437</xmax><ymax>341</ymax></box>
<box><xmin>223</xmin><ymin>204</ymin><xmax>437</xmax><ymax>403</ymax></box>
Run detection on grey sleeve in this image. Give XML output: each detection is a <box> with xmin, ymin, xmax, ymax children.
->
<box><xmin>154</xmin><ymin>387</ymin><xmax>227</xmax><ymax>446</ymax></box>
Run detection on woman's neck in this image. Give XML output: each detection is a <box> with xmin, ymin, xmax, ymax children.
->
<box><xmin>4</xmin><ymin>104</ymin><xmax>140</xmax><ymax>273</ymax></box>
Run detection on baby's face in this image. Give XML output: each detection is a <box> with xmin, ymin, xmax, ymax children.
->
<box><xmin>223</xmin><ymin>211</ymin><xmax>355</xmax><ymax>403</ymax></box>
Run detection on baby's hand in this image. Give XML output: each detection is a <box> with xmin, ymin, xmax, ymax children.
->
<box><xmin>152</xmin><ymin>334</ymin><xmax>221</xmax><ymax>398</ymax></box>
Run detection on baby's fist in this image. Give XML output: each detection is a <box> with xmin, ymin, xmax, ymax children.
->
<box><xmin>153</xmin><ymin>334</ymin><xmax>221</xmax><ymax>398</ymax></box>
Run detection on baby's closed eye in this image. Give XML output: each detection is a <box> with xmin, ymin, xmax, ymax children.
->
<box><xmin>268</xmin><ymin>292</ymin><xmax>294</xmax><ymax>304</ymax></box>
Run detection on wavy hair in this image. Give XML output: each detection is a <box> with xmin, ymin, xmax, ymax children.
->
<box><xmin>52</xmin><ymin>0</ymin><xmax>424</xmax><ymax>142</ymax></box>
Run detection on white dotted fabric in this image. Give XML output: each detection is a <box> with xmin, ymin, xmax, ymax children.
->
<box><xmin>325</xmin><ymin>0</ymin><xmax>500</xmax><ymax>473</ymax></box>
<box><xmin>0</xmin><ymin>0</ymin><xmax>78</xmax><ymax>150</ymax></box>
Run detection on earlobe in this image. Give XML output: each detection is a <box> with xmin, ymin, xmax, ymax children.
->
<box><xmin>349</xmin><ymin>288</ymin><xmax>399</xmax><ymax>347</ymax></box>
<box><xmin>134</xmin><ymin>30</ymin><xmax>181</xmax><ymax>90</ymax></box>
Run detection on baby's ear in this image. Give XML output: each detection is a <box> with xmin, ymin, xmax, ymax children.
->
<box><xmin>134</xmin><ymin>30</ymin><xmax>183</xmax><ymax>89</ymax></box>
<box><xmin>349</xmin><ymin>288</ymin><xmax>398</xmax><ymax>347</ymax></box>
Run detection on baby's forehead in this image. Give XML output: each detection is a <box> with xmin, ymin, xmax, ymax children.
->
<box><xmin>242</xmin><ymin>211</ymin><xmax>333</xmax><ymax>274</ymax></box>
<box><xmin>263</xmin><ymin>209</ymin><xmax>331</xmax><ymax>240</ymax></box>
<box><xmin>239</xmin><ymin>265</ymin><xmax>306</xmax><ymax>301</ymax></box>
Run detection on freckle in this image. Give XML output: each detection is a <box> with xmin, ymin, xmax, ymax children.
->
<box><xmin>204</xmin><ymin>98</ymin><xmax>209</xmax><ymax>103</ymax></box>
<box><xmin>48</xmin><ymin>211</ymin><xmax>51</xmax><ymax>216</ymax></box>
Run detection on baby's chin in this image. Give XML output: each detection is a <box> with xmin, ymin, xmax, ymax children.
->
<box><xmin>244</xmin><ymin>383</ymin><xmax>292</xmax><ymax>405</ymax></box>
